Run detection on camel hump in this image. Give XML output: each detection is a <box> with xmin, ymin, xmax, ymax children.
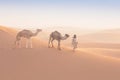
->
<box><xmin>22</xmin><ymin>29</ymin><xmax>31</xmax><ymax>33</ymax></box>
<box><xmin>54</xmin><ymin>31</ymin><xmax>61</xmax><ymax>35</ymax></box>
<box><xmin>22</xmin><ymin>29</ymin><xmax>29</xmax><ymax>32</ymax></box>
<box><xmin>21</xmin><ymin>30</ymin><xmax>32</xmax><ymax>34</ymax></box>
<box><xmin>50</xmin><ymin>31</ymin><xmax>61</xmax><ymax>38</ymax></box>
<box><xmin>54</xmin><ymin>30</ymin><xmax>59</xmax><ymax>33</ymax></box>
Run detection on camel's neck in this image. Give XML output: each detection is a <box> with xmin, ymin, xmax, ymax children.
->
<box><xmin>61</xmin><ymin>36</ymin><xmax>68</xmax><ymax>40</ymax></box>
<box><xmin>33</xmin><ymin>31</ymin><xmax>39</xmax><ymax>36</ymax></box>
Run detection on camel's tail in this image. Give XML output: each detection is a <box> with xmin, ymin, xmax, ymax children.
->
<box><xmin>14</xmin><ymin>40</ymin><xmax>18</xmax><ymax>46</ymax></box>
<box><xmin>11</xmin><ymin>40</ymin><xmax>18</xmax><ymax>49</ymax></box>
<box><xmin>13</xmin><ymin>36</ymin><xmax>21</xmax><ymax>48</ymax></box>
<box><xmin>48</xmin><ymin>36</ymin><xmax>51</xmax><ymax>48</ymax></box>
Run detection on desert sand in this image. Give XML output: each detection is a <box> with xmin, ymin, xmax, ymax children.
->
<box><xmin>0</xmin><ymin>26</ymin><xmax>120</xmax><ymax>80</ymax></box>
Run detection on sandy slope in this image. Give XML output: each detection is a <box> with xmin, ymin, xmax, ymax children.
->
<box><xmin>79</xmin><ymin>29</ymin><xmax>120</xmax><ymax>43</ymax></box>
<box><xmin>0</xmin><ymin>26</ymin><xmax>120</xmax><ymax>80</ymax></box>
<box><xmin>1</xmin><ymin>47</ymin><xmax>120</xmax><ymax>80</ymax></box>
<box><xmin>80</xmin><ymin>48</ymin><xmax>120</xmax><ymax>60</ymax></box>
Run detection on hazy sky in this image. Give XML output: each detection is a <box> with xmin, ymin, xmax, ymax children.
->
<box><xmin>0</xmin><ymin>0</ymin><xmax>120</xmax><ymax>30</ymax></box>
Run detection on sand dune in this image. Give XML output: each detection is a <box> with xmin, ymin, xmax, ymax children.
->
<box><xmin>79</xmin><ymin>29</ymin><xmax>120</xmax><ymax>43</ymax></box>
<box><xmin>0</xmin><ymin>25</ymin><xmax>17</xmax><ymax>35</ymax></box>
<box><xmin>80</xmin><ymin>48</ymin><xmax>120</xmax><ymax>60</ymax></box>
<box><xmin>0</xmin><ymin>26</ymin><xmax>120</xmax><ymax>80</ymax></box>
<box><xmin>78</xmin><ymin>42</ymin><xmax>120</xmax><ymax>49</ymax></box>
<box><xmin>0</xmin><ymin>27</ymin><xmax>15</xmax><ymax>48</ymax></box>
<box><xmin>1</xmin><ymin>47</ymin><xmax>120</xmax><ymax>80</ymax></box>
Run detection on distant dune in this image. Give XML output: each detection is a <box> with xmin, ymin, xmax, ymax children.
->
<box><xmin>79</xmin><ymin>29</ymin><xmax>120</xmax><ymax>43</ymax></box>
<box><xmin>0</xmin><ymin>26</ymin><xmax>120</xmax><ymax>80</ymax></box>
<box><xmin>0</xmin><ymin>26</ymin><xmax>16</xmax><ymax>48</ymax></box>
<box><xmin>0</xmin><ymin>25</ymin><xmax>17</xmax><ymax>35</ymax></box>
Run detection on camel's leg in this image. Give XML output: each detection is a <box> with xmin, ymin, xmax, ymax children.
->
<box><xmin>48</xmin><ymin>36</ymin><xmax>53</xmax><ymax>48</ymax></box>
<box><xmin>15</xmin><ymin>37</ymin><xmax>21</xmax><ymax>48</ymax></box>
<box><xmin>18</xmin><ymin>40</ymin><xmax>22</xmax><ymax>48</ymax></box>
<box><xmin>48</xmin><ymin>42</ymin><xmax>50</xmax><ymax>48</ymax></box>
<box><xmin>26</xmin><ymin>39</ymin><xmax>29</xmax><ymax>48</ymax></box>
<box><xmin>13</xmin><ymin>41</ymin><xmax>17</xmax><ymax>49</ymax></box>
<box><xmin>58</xmin><ymin>40</ymin><xmax>61</xmax><ymax>50</ymax></box>
<box><xmin>14</xmin><ymin>40</ymin><xmax>18</xmax><ymax>48</ymax></box>
<box><xmin>48</xmin><ymin>37</ymin><xmax>51</xmax><ymax>48</ymax></box>
<box><xmin>30</xmin><ymin>39</ymin><xmax>33</xmax><ymax>48</ymax></box>
<box><xmin>51</xmin><ymin>39</ymin><xmax>54</xmax><ymax>48</ymax></box>
<box><xmin>26</xmin><ymin>39</ymin><xmax>32</xmax><ymax>48</ymax></box>
<box><xmin>15</xmin><ymin>40</ymin><xmax>21</xmax><ymax>48</ymax></box>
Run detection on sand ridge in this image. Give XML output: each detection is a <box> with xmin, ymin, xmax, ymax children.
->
<box><xmin>0</xmin><ymin>26</ymin><xmax>120</xmax><ymax>80</ymax></box>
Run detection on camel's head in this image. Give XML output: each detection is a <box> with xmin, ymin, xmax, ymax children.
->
<box><xmin>65</xmin><ymin>34</ymin><xmax>70</xmax><ymax>38</ymax></box>
<box><xmin>61</xmin><ymin>34</ymin><xmax>69</xmax><ymax>40</ymax></box>
<box><xmin>37</xmin><ymin>29</ymin><xmax>42</xmax><ymax>32</ymax></box>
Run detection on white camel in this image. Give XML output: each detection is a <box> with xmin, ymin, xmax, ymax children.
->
<box><xmin>15</xmin><ymin>29</ymin><xmax>42</xmax><ymax>48</ymax></box>
<box><xmin>48</xmin><ymin>31</ymin><xmax>69</xmax><ymax>50</ymax></box>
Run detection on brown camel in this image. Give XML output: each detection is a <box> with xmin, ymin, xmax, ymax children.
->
<box><xmin>48</xmin><ymin>31</ymin><xmax>69</xmax><ymax>50</ymax></box>
<box><xmin>15</xmin><ymin>29</ymin><xmax>42</xmax><ymax>48</ymax></box>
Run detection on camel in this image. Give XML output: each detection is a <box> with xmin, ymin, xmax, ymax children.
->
<box><xmin>15</xmin><ymin>29</ymin><xmax>42</xmax><ymax>48</ymax></box>
<box><xmin>48</xmin><ymin>31</ymin><xmax>69</xmax><ymax>50</ymax></box>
